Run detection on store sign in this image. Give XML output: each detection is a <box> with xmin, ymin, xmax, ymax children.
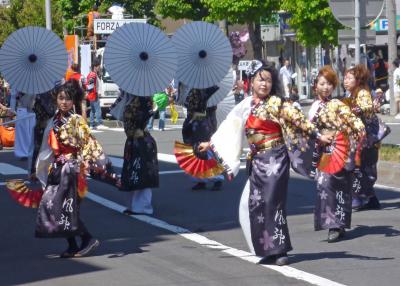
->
<box><xmin>94</xmin><ymin>19</ymin><xmax>147</xmax><ymax>34</ymax></box>
<box><xmin>279</xmin><ymin>12</ymin><xmax>296</xmax><ymax>37</ymax></box>
<box><xmin>372</xmin><ymin>16</ymin><xmax>400</xmax><ymax>31</ymax></box>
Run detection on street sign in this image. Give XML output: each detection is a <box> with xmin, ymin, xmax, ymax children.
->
<box><xmin>261</xmin><ymin>25</ymin><xmax>280</xmax><ymax>42</ymax></box>
<box><xmin>338</xmin><ymin>29</ymin><xmax>376</xmax><ymax>44</ymax></box>
<box><xmin>238</xmin><ymin>60</ymin><xmax>251</xmax><ymax>71</ymax></box>
<box><xmin>94</xmin><ymin>19</ymin><xmax>147</xmax><ymax>34</ymax></box>
<box><xmin>329</xmin><ymin>0</ymin><xmax>384</xmax><ymax>28</ymax></box>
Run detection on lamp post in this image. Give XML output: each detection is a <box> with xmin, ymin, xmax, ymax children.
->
<box><xmin>45</xmin><ymin>0</ymin><xmax>52</xmax><ymax>30</ymax></box>
<box><xmin>354</xmin><ymin>0</ymin><xmax>360</xmax><ymax>64</ymax></box>
<box><xmin>387</xmin><ymin>0</ymin><xmax>397</xmax><ymax>116</ymax></box>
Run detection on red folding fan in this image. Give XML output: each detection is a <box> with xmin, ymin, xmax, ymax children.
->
<box><xmin>174</xmin><ymin>141</ymin><xmax>224</xmax><ymax>178</ymax></box>
<box><xmin>317</xmin><ymin>131</ymin><xmax>350</xmax><ymax>174</ymax></box>
<box><xmin>6</xmin><ymin>179</ymin><xmax>43</xmax><ymax>208</ymax></box>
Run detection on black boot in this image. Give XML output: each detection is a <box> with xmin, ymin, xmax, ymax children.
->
<box><xmin>358</xmin><ymin>196</ymin><xmax>381</xmax><ymax>210</ymax></box>
<box><xmin>75</xmin><ymin>232</ymin><xmax>100</xmax><ymax>257</ymax></box>
<box><xmin>60</xmin><ymin>237</ymin><xmax>79</xmax><ymax>258</ymax></box>
<box><xmin>191</xmin><ymin>182</ymin><xmax>206</xmax><ymax>191</ymax></box>
<box><xmin>275</xmin><ymin>253</ymin><xmax>289</xmax><ymax>266</ymax></box>
<box><xmin>211</xmin><ymin>181</ymin><xmax>223</xmax><ymax>191</ymax></box>
<box><xmin>327</xmin><ymin>228</ymin><xmax>345</xmax><ymax>243</ymax></box>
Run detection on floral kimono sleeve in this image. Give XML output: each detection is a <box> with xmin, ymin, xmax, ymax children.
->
<box><xmin>336</xmin><ymin>100</ymin><xmax>365</xmax><ymax>140</ymax></box>
<box><xmin>280</xmin><ymin>101</ymin><xmax>318</xmax><ymax>139</ymax></box>
<box><xmin>75</xmin><ymin>115</ymin><xmax>120</xmax><ymax>186</ymax></box>
<box><xmin>278</xmin><ymin>100</ymin><xmax>318</xmax><ymax>177</ymax></box>
<box><xmin>354</xmin><ymin>89</ymin><xmax>374</xmax><ymax>117</ymax></box>
<box><xmin>59</xmin><ymin>114</ymin><xmax>104</xmax><ymax>163</ymax></box>
<box><xmin>77</xmin><ymin>117</ymin><xmax>105</xmax><ymax>163</ymax></box>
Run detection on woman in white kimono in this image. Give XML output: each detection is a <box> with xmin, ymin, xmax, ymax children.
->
<box><xmin>199</xmin><ymin>61</ymin><xmax>331</xmax><ymax>265</ymax></box>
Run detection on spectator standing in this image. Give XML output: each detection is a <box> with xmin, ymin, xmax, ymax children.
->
<box><xmin>87</xmin><ymin>5</ymin><xmax>100</xmax><ymax>39</ymax></box>
<box><xmin>147</xmin><ymin>91</ymin><xmax>169</xmax><ymax>131</ymax></box>
<box><xmin>69</xmin><ymin>64</ymin><xmax>87</xmax><ymax>120</ymax></box>
<box><xmin>280</xmin><ymin>59</ymin><xmax>292</xmax><ymax>98</ymax></box>
<box><xmin>86</xmin><ymin>59</ymin><xmax>105</xmax><ymax>129</ymax></box>
<box><xmin>392</xmin><ymin>58</ymin><xmax>400</xmax><ymax>119</ymax></box>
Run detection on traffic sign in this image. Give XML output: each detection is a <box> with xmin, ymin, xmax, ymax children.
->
<box><xmin>329</xmin><ymin>0</ymin><xmax>384</xmax><ymax>28</ymax></box>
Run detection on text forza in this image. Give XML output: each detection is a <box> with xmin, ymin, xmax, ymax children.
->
<box><xmin>96</xmin><ymin>21</ymin><xmax>121</xmax><ymax>32</ymax></box>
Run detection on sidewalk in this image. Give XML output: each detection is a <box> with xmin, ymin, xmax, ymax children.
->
<box><xmin>377</xmin><ymin>160</ymin><xmax>400</xmax><ymax>189</ymax></box>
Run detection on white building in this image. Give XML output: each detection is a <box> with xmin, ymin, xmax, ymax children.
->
<box><xmin>0</xmin><ymin>0</ymin><xmax>10</xmax><ymax>7</ymax></box>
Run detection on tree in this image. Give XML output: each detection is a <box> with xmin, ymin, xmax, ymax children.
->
<box><xmin>281</xmin><ymin>0</ymin><xmax>343</xmax><ymax>49</ymax></box>
<box><xmin>157</xmin><ymin>0</ymin><xmax>280</xmax><ymax>59</ymax></box>
<box><xmin>156</xmin><ymin>0</ymin><xmax>209</xmax><ymax>21</ymax></box>
<box><xmin>56</xmin><ymin>0</ymin><xmax>159</xmax><ymax>34</ymax></box>
<box><xmin>202</xmin><ymin>0</ymin><xmax>281</xmax><ymax>59</ymax></box>
<box><xmin>0</xmin><ymin>0</ymin><xmax>63</xmax><ymax>45</ymax></box>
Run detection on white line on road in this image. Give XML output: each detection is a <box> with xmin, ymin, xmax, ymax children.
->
<box><xmin>1</xmin><ymin>154</ymin><xmax>400</xmax><ymax>285</ymax></box>
<box><xmin>107</xmin><ymin>126</ymin><xmax>183</xmax><ymax>132</ymax></box>
<box><xmin>86</xmin><ymin>192</ymin><xmax>347</xmax><ymax>286</ymax></box>
<box><xmin>0</xmin><ymin>163</ymin><xmax>27</xmax><ymax>175</ymax></box>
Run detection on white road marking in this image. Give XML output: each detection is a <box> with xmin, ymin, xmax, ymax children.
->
<box><xmin>0</xmin><ymin>163</ymin><xmax>27</xmax><ymax>175</ymax></box>
<box><xmin>159</xmin><ymin>170</ymin><xmax>185</xmax><ymax>175</ymax></box>
<box><xmin>86</xmin><ymin>192</ymin><xmax>347</xmax><ymax>286</ymax></box>
<box><xmin>386</xmin><ymin>122</ymin><xmax>400</xmax><ymax>125</ymax></box>
<box><xmin>1</xmin><ymin>155</ymin><xmax>400</xmax><ymax>286</ymax></box>
<box><xmin>108</xmin><ymin>155</ymin><xmax>184</xmax><ymax>175</ymax></box>
<box><xmin>108</xmin><ymin>126</ymin><xmax>183</xmax><ymax>132</ymax></box>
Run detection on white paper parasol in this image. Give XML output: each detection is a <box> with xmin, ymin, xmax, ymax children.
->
<box><xmin>0</xmin><ymin>26</ymin><xmax>68</xmax><ymax>94</ymax></box>
<box><xmin>175</xmin><ymin>81</ymin><xmax>191</xmax><ymax>106</ymax></box>
<box><xmin>172</xmin><ymin>21</ymin><xmax>233</xmax><ymax>89</ymax></box>
<box><xmin>207</xmin><ymin>68</ymin><xmax>234</xmax><ymax>107</ymax></box>
<box><xmin>175</xmin><ymin>68</ymin><xmax>234</xmax><ymax>107</ymax></box>
<box><xmin>216</xmin><ymin>90</ymin><xmax>236</xmax><ymax>126</ymax></box>
<box><xmin>104</xmin><ymin>23</ymin><xmax>177</xmax><ymax>96</ymax></box>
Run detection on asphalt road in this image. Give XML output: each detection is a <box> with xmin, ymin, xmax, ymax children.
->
<box><xmin>0</xmin><ymin>123</ymin><xmax>399</xmax><ymax>286</ymax></box>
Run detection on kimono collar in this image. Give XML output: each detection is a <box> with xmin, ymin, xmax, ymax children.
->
<box><xmin>53</xmin><ymin>110</ymin><xmax>75</xmax><ymax>134</ymax></box>
<box><xmin>320</xmin><ymin>95</ymin><xmax>332</xmax><ymax>103</ymax></box>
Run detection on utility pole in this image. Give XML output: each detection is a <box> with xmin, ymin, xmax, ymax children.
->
<box><xmin>45</xmin><ymin>0</ymin><xmax>52</xmax><ymax>30</ymax></box>
<box><xmin>387</xmin><ymin>0</ymin><xmax>397</xmax><ymax>115</ymax></box>
<box><xmin>355</xmin><ymin>0</ymin><xmax>360</xmax><ymax>64</ymax></box>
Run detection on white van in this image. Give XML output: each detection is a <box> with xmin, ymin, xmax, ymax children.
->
<box><xmin>95</xmin><ymin>47</ymin><xmax>120</xmax><ymax>117</ymax></box>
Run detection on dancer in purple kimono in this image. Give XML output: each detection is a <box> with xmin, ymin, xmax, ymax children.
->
<box><xmin>199</xmin><ymin>61</ymin><xmax>331</xmax><ymax>265</ymax></box>
<box><xmin>309</xmin><ymin>66</ymin><xmax>365</xmax><ymax>242</ymax></box>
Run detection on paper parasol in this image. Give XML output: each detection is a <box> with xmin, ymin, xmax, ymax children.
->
<box><xmin>0</xmin><ymin>26</ymin><xmax>67</xmax><ymax>94</ymax></box>
<box><xmin>104</xmin><ymin>23</ymin><xmax>177</xmax><ymax>96</ymax></box>
<box><xmin>172</xmin><ymin>21</ymin><xmax>232</xmax><ymax>89</ymax></box>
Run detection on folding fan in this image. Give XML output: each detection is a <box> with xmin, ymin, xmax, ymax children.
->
<box><xmin>317</xmin><ymin>131</ymin><xmax>350</xmax><ymax>174</ymax></box>
<box><xmin>6</xmin><ymin>179</ymin><xmax>43</xmax><ymax>208</ymax></box>
<box><xmin>174</xmin><ymin>141</ymin><xmax>224</xmax><ymax>178</ymax></box>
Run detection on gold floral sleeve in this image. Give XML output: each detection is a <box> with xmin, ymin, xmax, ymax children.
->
<box><xmin>280</xmin><ymin>100</ymin><xmax>317</xmax><ymax>136</ymax></box>
<box><xmin>335</xmin><ymin>100</ymin><xmax>365</xmax><ymax>140</ymax></box>
<box><xmin>76</xmin><ymin>117</ymin><xmax>104</xmax><ymax>162</ymax></box>
<box><xmin>354</xmin><ymin>89</ymin><xmax>373</xmax><ymax>117</ymax></box>
<box><xmin>59</xmin><ymin>114</ymin><xmax>104</xmax><ymax>162</ymax></box>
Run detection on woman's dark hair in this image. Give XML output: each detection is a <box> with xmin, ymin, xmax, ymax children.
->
<box><xmin>71</xmin><ymin>63</ymin><xmax>80</xmax><ymax>73</ymax></box>
<box><xmin>250</xmin><ymin>60</ymin><xmax>283</xmax><ymax>98</ymax></box>
<box><xmin>53</xmin><ymin>80</ymin><xmax>84</xmax><ymax>115</ymax></box>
